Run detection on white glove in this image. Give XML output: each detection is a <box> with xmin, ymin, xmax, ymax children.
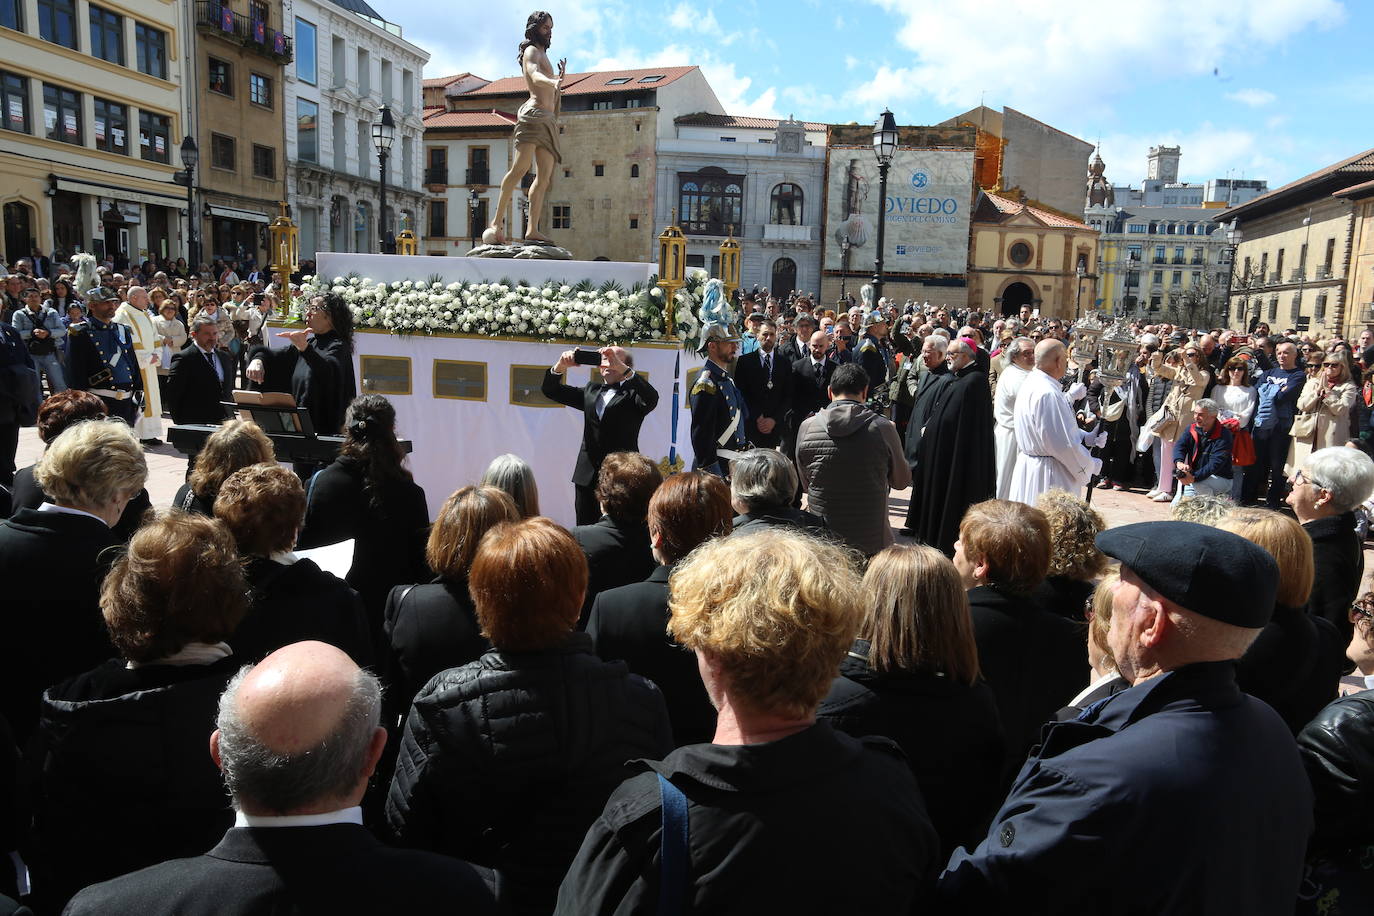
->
<box><xmin>1089</xmin><ymin>457</ymin><xmax>1103</xmax><ymax>477</ymax></box>
<box><xmin>1067</xmin><ymin>382</ymin><xmax>1088</xmax><ymax>401</ymax></box>
<box><xmin>1094</xmin><ymin>431</ymin><xmax>1109</xmax><ymax>448</ymax></box>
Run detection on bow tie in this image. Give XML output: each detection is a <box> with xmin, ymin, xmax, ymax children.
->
<box><xmin>604</xmin><ymin>382</ymin><xmax>622</xmax><ymax>391</ymax></box>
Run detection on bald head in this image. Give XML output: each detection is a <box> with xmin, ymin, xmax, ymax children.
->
<box><xmin>213</xmin><ymin>641</ymin><xmax>384</xmax><ymax>815</ymax></box>
<box><xmin>1035</xmin><ymin>338</ymin><xmax>1067</xmax><ymax>372</ymax></box>
<box><xmin>127</xmin><ymin>286</ymin><xmax>149</xmax><ymax>308</ymax></box>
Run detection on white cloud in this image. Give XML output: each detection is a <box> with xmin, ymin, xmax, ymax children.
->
<box><xmin>666</xmin><ymin>3</ymin><xmax>738</xmax><ymax>44</ymax></box>
<box><xmin>1226</xmin><ymin>88</ymin><xmax>1278</xmax><ymax>107</ymax></box>
<box><xmin>851</xmin><ymin>0</ymin><xmax>1343</xmax><ymax>124</ymax></box>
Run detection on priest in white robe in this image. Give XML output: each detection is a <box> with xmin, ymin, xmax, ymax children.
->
<box><xmin>1009</xmin><ymin>339</ymin><xmax>1102</xmax><ymax>506</ymax></box>
<box><xmin>113</xmin><ymin>286</ymin><xmax>163</xmax><ymax>442</ymax></box>
<box><xmin>993</xmin><ymin>337</ymin><xmax>1034</xmax><ymax>499</ymax></box>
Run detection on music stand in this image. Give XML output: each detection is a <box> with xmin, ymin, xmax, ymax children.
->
<box><xmin>228</xmin><ymin>390</ymin><xmax>315</xmax><ymax>437</ymax></box>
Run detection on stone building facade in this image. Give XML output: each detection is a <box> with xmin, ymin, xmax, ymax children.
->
<box><xmin>1225</xmin><ymin>148</ymin><xmax>1374</xmax><ymax>338</ymax></box>
<box><xmin>967</xmin><ymin>191</ymin><xmax>1098</xmax><ymax>319</ymax></box>
<box><xmin>655</xmin><ymin>113</ymin><xmax>826</xmax><ymax>298</ymax></box>
<box><xmin>283</xmin><ymin>0</ymin><xmax>428</xmax><ymax>261</ymax></box>
<box><xmin>0</xmin><ymin>0</ymin><xmax>186</xmax><ymax>267</ymax></box>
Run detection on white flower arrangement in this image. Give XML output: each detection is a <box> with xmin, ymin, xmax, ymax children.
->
<box><xmin>292</xmin><ymin>273</ymin><xmax>698</xmax><ymax>344</ymax></box>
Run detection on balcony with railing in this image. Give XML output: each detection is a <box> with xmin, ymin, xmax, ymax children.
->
<box><xmin>1172</xmin><ymin>257</ymin><xmax>1185</xmax><ymax>264</ymax></box>
<box><xmin>465</xmin><ymin>167</ymin><xmax>490</xmax><ymax>186</ymax></box>
<box><xmin>1290</xmin><ymin>268</ymin><xmax>1306</xmax><ymax>282</ymax></box>
<box><xmin>1152</xmin><ymin>256</ymin><xmax>1166</xmax><ymax>264</ymax></box>
<box><xmin>1316</xmin><ymin>265</ymin><xmax>1332</xmax><ymax>280</ymax></box>
<box><xmin>1268</xmin><ymin>271</ymin><xmax>1281</xmax><ymax>284</ymax></box>
<box><xmin>424</xmin><ymin>166</ymin><xmax>448</xmax><ymax>188</ymax></box>
<box><xmin>195</xmin><ymin>2</ymin><xmax>293</xmax><ymax>63</ymax></box>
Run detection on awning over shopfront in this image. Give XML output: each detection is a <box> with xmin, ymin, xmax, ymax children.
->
<box><xmin>54</xmin><ymin>177</ymin><xmax>186</xmax><ymax>210</ymax></box>
<box><xmin>208</xmin><ymin>205</ymin><xmax>270</xmax><ymax>224</ymax></box>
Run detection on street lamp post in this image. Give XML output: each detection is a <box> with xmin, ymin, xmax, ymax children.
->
<box><xmin>371</xmin><ymin>105</ymin><xmax>396</xmax><ymax>254</ymax></box>
<box><xmin>1223</xmin><ymin>220</ymin><xmax>1243</xmax><ymax>329</ymax></box>
<box><xmin>870</xmin><ymin>109</ymin><xmax>898</xmax><ymax>306</ymax></box>
<box><xmin>839</xmin><ymin>236</ymin><xmax>851</xmax><ymax>302</ymax></box>
<box><xmin>1076</xmin><ymin>263</ymin><xmax>1086</xmax><ymax>316</ymax></box>
<box><xmin>179</xmin><ymin>135</ymin><xmax>199</xmax><ymax>269</ymax></box>
<box><xmin>468</xmin><ymin>188</ymin><xmax>480</xmax><ymax>250</ymax></box>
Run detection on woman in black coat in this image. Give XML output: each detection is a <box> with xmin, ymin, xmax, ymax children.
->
<box><xmin>1289</xmin><ymin>446</ymin><xmax>1374</xmax><ymax>644</ymax></box>
<box><xmin>213</xmin><ymin>462</ymin><xmax>373</xmax><ymax>667</ymax></box>
<box><xmin>170</xmin><ymin>418</ymin><xmax>276</xmax><ymax>516</ymax></box>
<box><xmin>819</xmin><ymin>543</ymin><xmax>1004</xmax><ymax>857</ymax></box>
<box><xmin>386</xmin><ymin>518</ymin><xmax>672</xmax><ymax>916</ymax></box>
<box><xmin>1221</xmin><ymin>508</ymin><xmax>1346</xmax><ymax>734</ymax></box>
<box><xmin>26</xmin><ymin>511</ymin><xmax>247</xmax><ymax>914</ymax></box>
<box><xmin>297</xmin><ymin>394</ymin><xmax>431</xmax><ymax>632</ymax></box>
<box><xmin>244</xmin><ymin>292</ymin><xmax>356</xmax><ymax>439</ymax></box>
<box><xmin>383</xmin><ymin>485</ymin><xmax>518</xmax><ymax>719</ymax></box>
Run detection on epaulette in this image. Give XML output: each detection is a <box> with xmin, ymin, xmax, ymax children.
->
<box><xmin>859</xmin><ymin>338</ymin><xmax>877</xmax><ymax>353</ymax></box>
<box><xmin>691</xmin><ymin>375</ymin><xmax>718</xmax><ymax>397</ymax></box>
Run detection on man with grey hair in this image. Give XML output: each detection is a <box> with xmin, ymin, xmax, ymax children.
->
<box><xmin>114</xmin><ymin>285</ymin><xmax>165</xmax><ymax>442</ymax></box>
<box><xmin>994</xmin><ymin>337</ymin><xmax>1035</xmax><ymax>499</ymax></box>
<box><xmin>1171</xmin><ymin>398</ymin><xmax>1232</xmax><ymax>503</ymax></box>
<box><xmin>1008</xmin><ymin>339</ymin><xmax>1101</xmax><ymax>506</ymax></box>
<box><xmin>65</xmin><ymin>641</ymin><xmax>495</xmax><ymax>914</ymax></box>
<box><xmin>166</xmin><ymin>312</ymin><xmax>234</xmax><ymax>425</ymax></box>
<box><xmin>729</xmin><ymin>448</ymin><xmax>825</xmax><ymax>536</ymax></box>
<box><xmin>900</xmin><ymin>334</ymin><xmax>953</xmax><ymax>535</ymax></box>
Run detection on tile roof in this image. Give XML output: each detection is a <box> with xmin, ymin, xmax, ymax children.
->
<box><xmin>462</xmin><ymin>66</ymin><xmax>698</xmax><ymax>97</ymax></box>
<box><xmin>1225</xmin><ymin>146</ymin><xmax>1374</xmax><ymax>219</ymax></box>
<box><xmin>675</xmin><ymin>112</ymin><xmax>827</xmax><ymax>131</ymax></box>
<box><xmin>423</xmin><ymin>73</ymin><xmax>474</xmax><ymax>89</ymax></box>
<box><xmin>984</xmin><ymin>192</ymin><xmax>1092</xmax><ymax>229</ymax></box>
<box><xmin>423</xmin><ymin>109</ymin><xmax>517</xmax><ymax>129</ymax></box>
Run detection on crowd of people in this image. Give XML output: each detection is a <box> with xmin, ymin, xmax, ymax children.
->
<box><xmin>4</xmin><ymin>247</ymin><xmax>1374</xmax><ymax>913</ymax></box>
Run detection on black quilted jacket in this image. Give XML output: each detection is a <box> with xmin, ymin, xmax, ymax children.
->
<box><xmin>384</xmin><ymin>632</ymin><xmax>672</xmax><ymax>916</ymax></box>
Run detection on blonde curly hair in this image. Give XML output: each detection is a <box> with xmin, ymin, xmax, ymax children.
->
<box><xmin>668</xmin><ymin>528</ymin><xmax>862</xmax><ymax>719</ymax></box>
<box><xmin>1036</xmin><ymin>489</ymin><xmax>1108</xmax><ymax>582</ymax></box>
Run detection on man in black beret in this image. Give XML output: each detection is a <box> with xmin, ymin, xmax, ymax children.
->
<box><xmin>939</xmin><ymin>520</ymin><xmax>1313</xmax><ymax>914</ymax></box>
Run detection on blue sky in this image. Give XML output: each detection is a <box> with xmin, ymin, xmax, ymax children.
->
<box><xmin>387</xmin><ymin>0</ymin><xmax>1371</xmax><ymax>192</ymax></box>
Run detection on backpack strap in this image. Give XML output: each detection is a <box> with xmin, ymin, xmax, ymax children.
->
<box><xmin>657</xmin><ymin>773</ymin><xmax>689</xmax><ymax>916</ymax></box>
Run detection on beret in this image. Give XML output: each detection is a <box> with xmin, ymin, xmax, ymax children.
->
<box><xmin>1096</xmin><ymin>521</ymin><xmax>1278</xmax><ymax>627</ymax></box>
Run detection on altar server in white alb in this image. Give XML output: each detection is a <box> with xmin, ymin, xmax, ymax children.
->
<box><xmin>993</xmin><ymin>337</ymin><xmax>1034</xmax><ymax>499</ymax></box>
<box><xmin>1009</xmin><ymin>339</ymin><xmax>1102</xmax><ymax>506</ymax></box>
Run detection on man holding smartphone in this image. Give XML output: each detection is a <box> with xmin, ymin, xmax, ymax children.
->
<box><xmin>542</xmin><ymin>345</ymin><xmax>660</xmax><ymax>525</ymax></box>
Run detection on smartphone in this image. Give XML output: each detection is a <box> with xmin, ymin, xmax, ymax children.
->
<box><xmin>573</xmin><ymin>348</ymin><xmax>601</xmax><ymax>366</ymax></box>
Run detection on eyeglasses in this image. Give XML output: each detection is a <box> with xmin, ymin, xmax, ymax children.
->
<box><xmin>1292</xmin><ymin>468</ymin><xmax>1330</xmax><ymax>491</ymax></box>
<box><xmin>1351</xmin><ymin>603</ymin><xmax>1374</xmax><ymax>626</ymax></box>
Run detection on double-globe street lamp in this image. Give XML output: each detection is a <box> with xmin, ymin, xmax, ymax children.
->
<box><xmin>871</xmin><ymin>109</ymin><xmax>898</xmax><ymax>305</ymax></box>
<box><xmin>371</xmin><ymin>105</ymin><xmax>396</xmax><ymax>254</ymax></box>
<box><xmin>179</xmin><ymin>135</ymin><xmax>199</xmax><ymax>268</ymax></box>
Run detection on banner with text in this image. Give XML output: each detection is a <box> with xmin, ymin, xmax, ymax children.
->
<box><xmin>824</xmin><ymin>148</ymin><xmax>974</xmax><ymax>276</ymax></box>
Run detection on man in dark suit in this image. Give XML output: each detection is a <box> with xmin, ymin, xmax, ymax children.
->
<box><xmin>64</xmin><ymin>641</ymin><xmax>495</xmax><ymax>916</ymax></box>
<box><xmin>778</xmin><ymin>313</ymin><xmax>817</xmax><ymax>366</ymax></box>
<box><xmin>166</xmin><ymin>314</ymin><xmax>234</xmax><ymax>424</ymax></box>
<box><xmin>541</xmin><ymin>346</ymin><xmax>660</xmax><ymax>525</ymax></box>
<box><xmin>734</xmin><ymin>319</ymin><xmax>793</xmax><ymax>448</ymax></box>
<box><xmin>789</xmin><ymin>329</ymin><xmax>837</xmax><ymax>436</ymax></box>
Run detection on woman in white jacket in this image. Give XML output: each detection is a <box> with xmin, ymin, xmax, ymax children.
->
<box><xmin>1211</xmin><ymin>357</ymin><xmax>1258</xmax><ymax>501</ymax></box>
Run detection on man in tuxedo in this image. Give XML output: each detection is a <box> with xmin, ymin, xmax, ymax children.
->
<box><xmin>734</xmin><ymin>320</ymin><xmax>792</xmax><ymax>448</ymax></box>
<box><xmin>165</xmin><ymin>314</ymin><xmax>233</xmax><ymax>424</ymax></box>
<box><xmin>542</xmin><ymin>345</ymin><xmax>660</xmax><ymax>525</ymax></box>
<box><xmin>64</xmin><ymin>641</ymin><xmax>495</xmax><ymax>916</ymax></box>
<box><xmin>790</xmin><ymin>330</ymin><xmax>836</xmax><ymax>430</ymax></box>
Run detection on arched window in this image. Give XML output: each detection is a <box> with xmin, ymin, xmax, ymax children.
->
<box><xmin>770</xmin><ymin>183</ymin><xmax>803</xmax><ymax>225</ymax></box>
<box><xmin>677</xmin><ymin>167</ymin><xmax>744</xmax><ymax>236</ymax></box>
<box><xmin>630</xmin><ymin>164</ymin><xmax>639</xmax><ymax>178</ymax></box>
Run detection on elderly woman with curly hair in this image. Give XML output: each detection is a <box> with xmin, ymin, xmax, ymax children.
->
<box><xmin>1032</xmin><ymin>489</ymin><xmax>1109</xmax><ymax>621</ymax></box>
<box><xmin>171</xmin><ymin>418</ymin><xmax>275</xmax><ymax>516</ymax></box>
<box><xmin>558</xmin><ymin>528</ymin><xmax>940</xmax><ymax>914</ymax></box>
<box><xmin>26</xmin><ymin>511</ymin><xmax>247</xmax><ymax>912</ymax></box>
<box><xmin>8</xmin><ymin>390</ymin><xmax>152</xmax><ymax>541</ymax></box>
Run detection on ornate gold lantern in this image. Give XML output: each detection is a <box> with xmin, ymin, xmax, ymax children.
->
<box><xmin>1068</xmin><ymin>310</ymin><xmax>1106</xmax><ymax>369</ymax></box>
<box><xmin>718</xmin><ymin>226</ymin><xmax>741</xmax><ymax>303</ymax></box>
<box><xmin>395</xmin><ymin>229</ymin><xmax>417</xmax><ymax>256</ymax></box>
<box><xmin>658</xmin><ymin>210</ymin><xmax>687</xmax><ymax>338</ymax></box>
<box><xmin>267</xmin><ymin>201</ymin><xmax>298</xmax><ymax>295</ymax></box>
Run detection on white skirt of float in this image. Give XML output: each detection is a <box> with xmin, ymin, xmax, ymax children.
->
<box><xmin>274</xmin><ymin>253</ymin><xmax>703</xmax><ymax>526</ymax></box>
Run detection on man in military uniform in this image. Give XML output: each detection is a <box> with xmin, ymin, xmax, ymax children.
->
<box><xmin>857</xmin><ymin>311</ymin><xmax>894</xmax><ymax>412</ymax></box>
<box><xmin>68</xmin><ymin>286</ymin><xmax>142</xmax><ymax>425</ymax></box>
<box><xmin>690</xmin><ymin>325</ymin><xmax>748</xmax><ymax>478</ymax></box>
